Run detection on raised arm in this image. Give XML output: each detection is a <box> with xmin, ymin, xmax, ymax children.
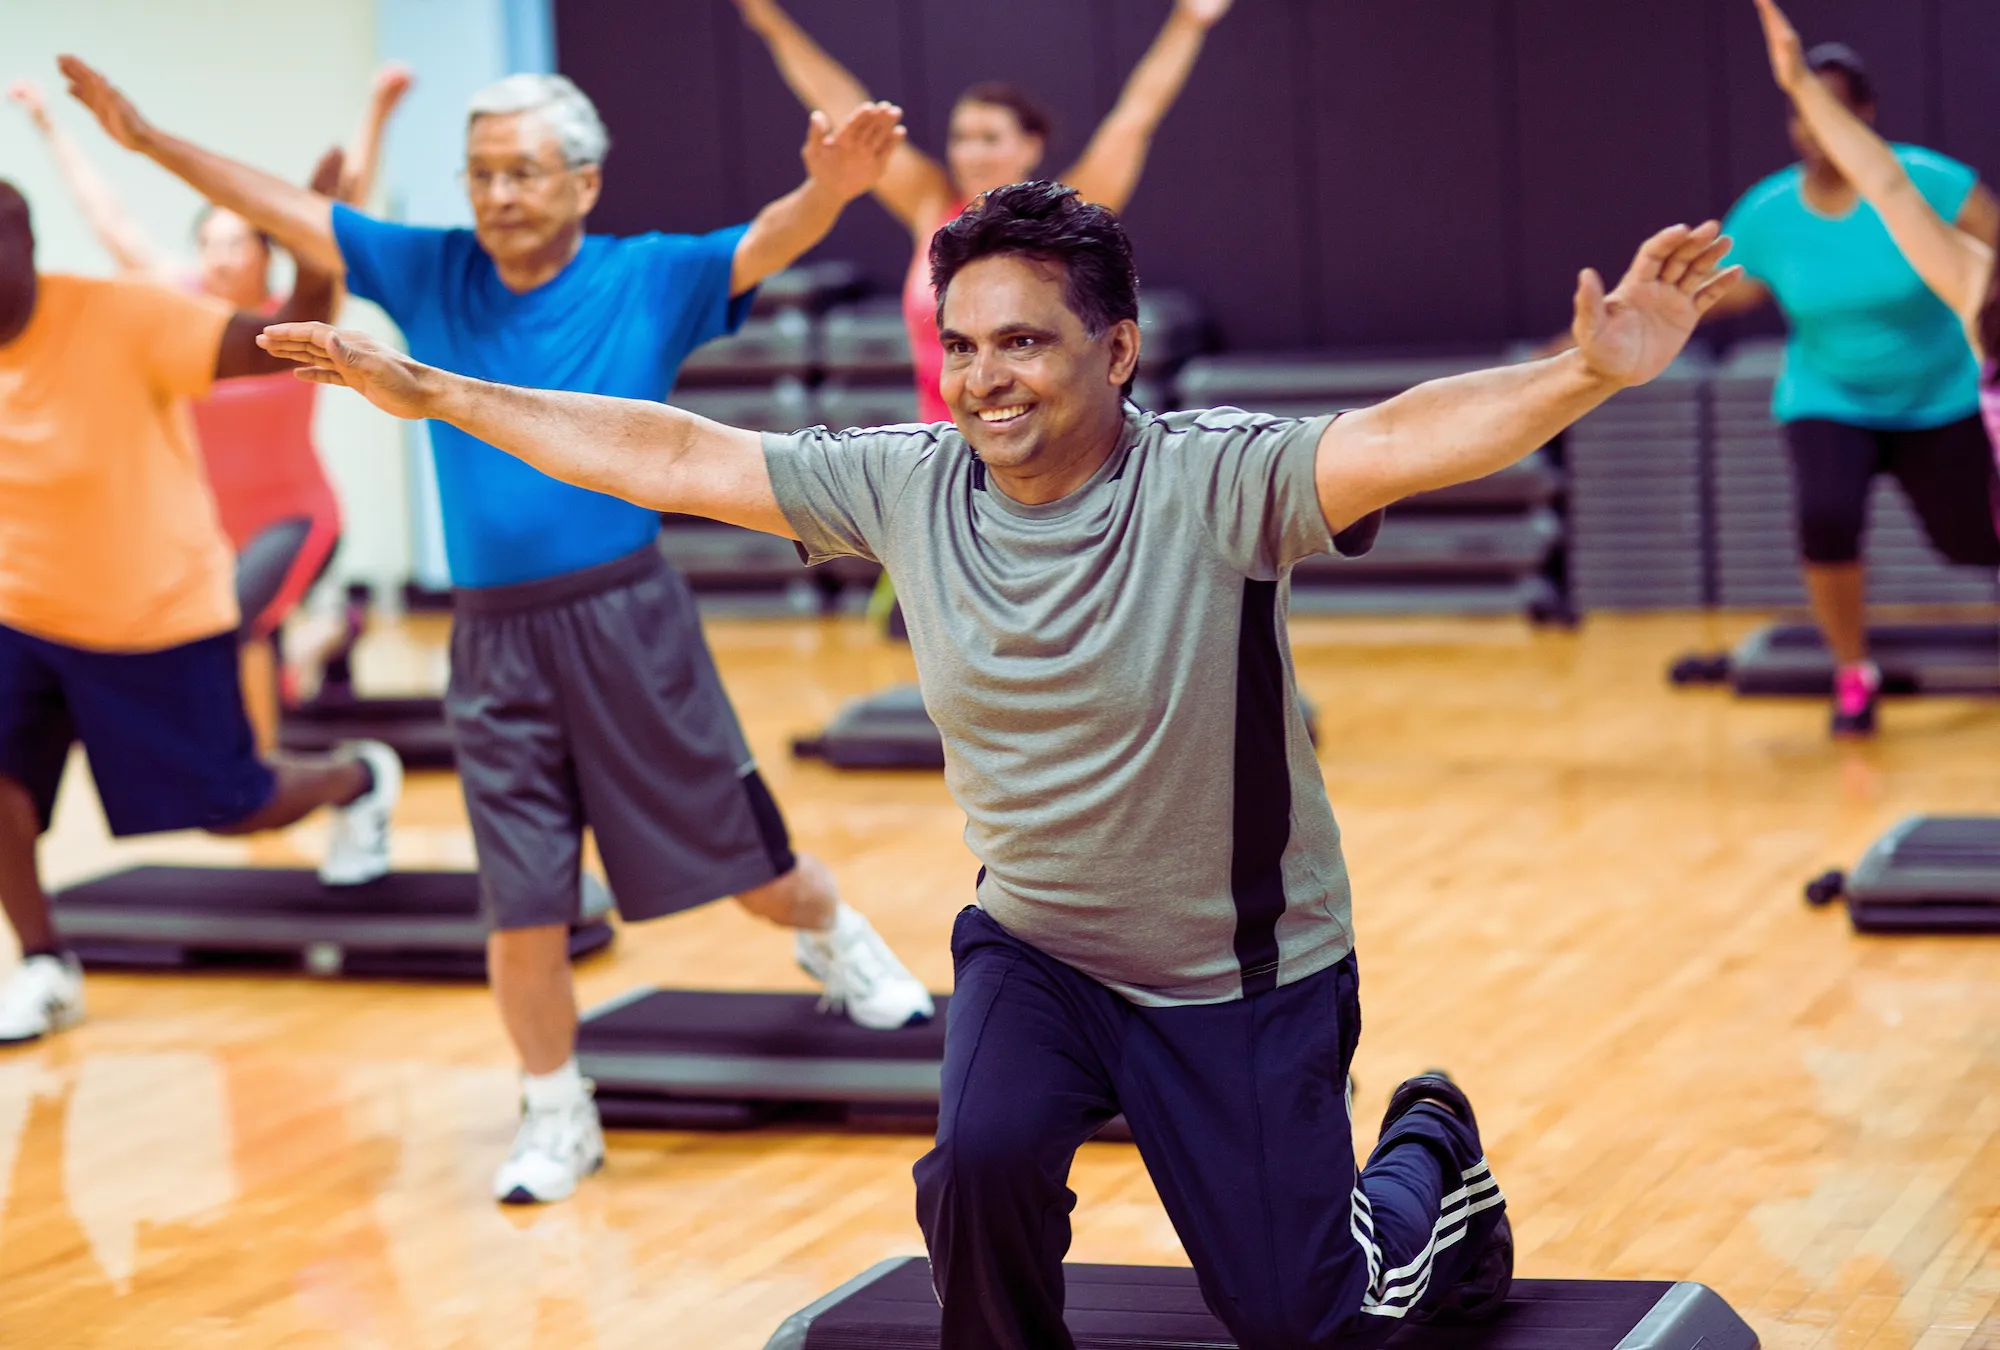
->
<box><xmin>1061</xmin><ymin>0</ymin><xmax>1231</xmax><ymax>213</ymax></box>
<box><xmin>732</xmin><ymin>0</ymin><xmax>951</xmax><ymax>231</ymax></box>
<box><xmin>1752</xmin><ymin>0</ymin><xmax>1993</xmax><ymax>338</ymax></box>
<box><xmin>1317</xmin><ymin>223</ymin><xmax>1741</xmax><ymax>531</ymax></box>
<box><xmin>215</xmin><ymin>149</ymin><xmax>345</xmax><ymax>379</ymax></box>
<box><xmin>731</xmin><ymin>102</ymin><xmax>906</xmax><ymax>295</ymax></box>
<box><xmin>9</xmin><ymin>79</ymin><xmax>163</xmax><ymax>277</ymax></box>
<box><xmin>60</xmin><ymin>55</ymin><xmax>344</xmax><ymax>277</ymax></box>
<box><xmin>259</xmin><ymin>322</ymin><xmax>791</xmax><ymax>535</ymax></box>
<box><xmin>337</xmin><ymin>62</ymin><xmax>413</xmax><ymax>208</ymax></box>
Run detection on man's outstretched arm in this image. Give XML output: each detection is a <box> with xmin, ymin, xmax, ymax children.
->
<box><xmin>258</xmin><ymin>323</ymin><xmax>794</xmax><ymax>536</ymax></box>
<box><xmin>60</xmin><ymin>55</ymin><xmax>343</xmax><ymax>276</ymax></box>
<box><xmin>731</xmin><ymin>102</ymin><xmax>906</xmax><ymax>296</ymax></box>
<box><xmin>1315</xmin><ymin>221</ymin><xmax>1742</xmax><ymax>532</ymax></box>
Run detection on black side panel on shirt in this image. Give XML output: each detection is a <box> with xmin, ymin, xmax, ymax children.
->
<box><xmin>1229</xmin><ymin>578</ymin><xmax>1293</xmax><ymax>997</ymax></box>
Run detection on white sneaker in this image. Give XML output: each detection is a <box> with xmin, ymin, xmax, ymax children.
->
<box><xmin>796</xmin><ymin>907</ymin><xmax>935</xmax><ymax>1030</ymax></box>
<box><xmin>318</xmin><ymin>740</ymin><xmax>403</xmax><ymax>886</ymax></box>
<box><xmin>492</xmin><ymin>1087</ymin><xmax>605</xmax><ymax>1205</ymax></box>
<box><xmin>0</xmin><ymin>954</ymin><xmax>85</xmax><ymax>1045</ymax></box>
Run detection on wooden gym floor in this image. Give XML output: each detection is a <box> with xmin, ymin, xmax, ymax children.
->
<box><xmin>2</xmin><ymin>609</ymin><xmax>1998</xmax><ymax>1349</ymax></box>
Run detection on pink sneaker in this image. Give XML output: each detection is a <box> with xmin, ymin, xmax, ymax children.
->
<box><xmin>1831</xmin><ymin>662</ymin><xmax>1880</xmax><ymax>737</ymax></box>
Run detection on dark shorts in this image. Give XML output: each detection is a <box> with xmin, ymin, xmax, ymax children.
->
<box><xmin>1784</xmin><ymin>414</ymin><xmax>2000</xmax><ymax>566</ymax></box>
<box><xmin>0</xmin><ymin>622</ymin><xmax>275</xmax><ymax>836</ymax></box>
<box><xmin>446</xmin><ymin>543</ymin><xmax>796</xmax><ymax>931</ymax></box>
<box><xmin>236</xmin><ymin>514</ymin><xmax>341</xmax><ymax>641</ymax></box>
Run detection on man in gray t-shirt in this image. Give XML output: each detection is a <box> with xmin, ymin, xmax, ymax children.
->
<box><xmin>259</xmin><ymin>181</ymin><xmax>1741</xmax><ymax>1350</ymax></box>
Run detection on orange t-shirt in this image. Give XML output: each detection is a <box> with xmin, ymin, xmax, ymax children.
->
<box><xmin>0</xmin><ymin>274</ymin><xmax>238</xmax><ymax>651</ymax></box>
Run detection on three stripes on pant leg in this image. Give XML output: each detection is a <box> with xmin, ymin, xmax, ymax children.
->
<box><xmin>1350</xmin><ymin>1160</ymin><xmax>1504</xmax><ymax>1320</ymax></box>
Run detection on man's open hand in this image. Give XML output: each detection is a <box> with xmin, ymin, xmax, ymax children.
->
<box><xmin>1572</xmin><ymin>222</ymin><xmax>1742</xmax><ymax>388</ymax></box>
<box><xmin>802</xmin><ymin>101</ymin><xmax>906</xmax><ymax>203</ymax></box>
<box><xmin>259</xmin><ymin>323</ymin><xmax>436</xmax><ymax>421</ymax></box>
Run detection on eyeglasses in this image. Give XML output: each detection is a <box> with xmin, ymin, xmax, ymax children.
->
<box><xmin>458</xmin><ymin>163</ymin><xmax>569</xmax><ymax>196</ymax></box>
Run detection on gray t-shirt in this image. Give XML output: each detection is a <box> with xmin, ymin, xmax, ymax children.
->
<box><xmin>763</xmin><ymin>405</ymin><xmax>1352</xmax><ymax>1006</ymax></box>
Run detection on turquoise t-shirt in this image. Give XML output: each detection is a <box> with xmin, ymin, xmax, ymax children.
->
<box><xmin>1722</xmin><ymin>145</ymin><xmax>1982</xmax><ymax>429</ymax></box>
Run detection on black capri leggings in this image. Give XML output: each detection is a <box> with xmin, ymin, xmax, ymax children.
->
<box><xmin>1785</xmin><ymin>414</ymin><xmax>2000</xmax><ymax>567</ymax></box>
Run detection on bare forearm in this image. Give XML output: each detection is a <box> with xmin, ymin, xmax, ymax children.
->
<box><xmin>732</xmin><ymin>178</ymin><xmax>845</xmax><ymax>295</ymax></box>
<box><xmin>747</xmin><ymin>3</ymin><xmax>873</xmax><ymax>118</ymax></box>
<box><xmin>1115</xmin><ymin>11</ymin><xmax>1209</xmax><ymax>135</ymax></box>
<box><xmin>340</xmin><ymin>95</ymin><xmax>396</xmax><ymax>206</ymax></box>
<box><xmin>133</xmin><ymin>123</ymin><xmax>343</xmax><ymax>273</ymax></box>
<box><xmin>1065</xmin><ymin>11</ymin><xmax>1208</xmax><ymax>210</ymax></box>
<box><xmin>1789</xmin><ymin>74</ymin><xmax>1904</xmax><ymax>202</ymax></box>
<box><xmin>418</xmin><ymin>369</ymin><xmax>785</xmax><ymax>534</ymax></box>
<box><xmin>1321</xmin><ymin>351</ymin><xmax>1616</xmax><ymax>521</ymax></box>
<box><xmin>39</xmin><ymin>122</ymin><xmax>159</xmax><ymax>274</ymax></box>
<box><xmin>217</xmin><ymin>267</ymin><xmax>337</xmax><ymax>379</ymax></box>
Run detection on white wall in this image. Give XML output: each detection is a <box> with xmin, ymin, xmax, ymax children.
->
<box><xmin>2</xmin><ymin>0</ymin><xmax>410</xmax><ymax>599</ymax></box>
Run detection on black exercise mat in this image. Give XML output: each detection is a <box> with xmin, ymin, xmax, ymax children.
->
<box><xmin>787</xmin><ymin>1260</ymin><xmax>1753</xmax><ymax>1350</ymax></box>
<box><xmin>52</xmin><ymin>865</ymin><xmax>612</xmax><ymax>980</ymax></box>
<box><xmin>581</xmin><ymin>988</ymin><xmax>949</xmax><ymax>1062</ymax></box>
<box><xmin>280</xmin><ymin>696</ymin><xmax>455</xmax><ymax>769</ymax></box>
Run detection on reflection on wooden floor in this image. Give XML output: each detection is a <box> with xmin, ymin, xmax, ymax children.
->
<box><xmin>3</xmin><ymin>610</ymin><xmax>1999</xmax><ymax>1348</ymax></box>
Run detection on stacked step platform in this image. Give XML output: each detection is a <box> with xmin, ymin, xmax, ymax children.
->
<box><xmin>765</xmin><ymin>1260</ymin><xmax>1759</xmax><ymax>1350</ymax></box>
<box><xmin>1174</xmin><ymin>351</ymin><xmax>1566</xmax><ymax>619</ymax></box>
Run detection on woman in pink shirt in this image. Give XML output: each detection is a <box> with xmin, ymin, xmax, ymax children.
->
<box><xmin>736</xmin><ymin>0</ymin><xmax>1233</xmax><ymax>425</ymax></box>
<box><xmin>1750</xmin><ymin>0</ymin><xmax>2000</xmax><ymax>449</ymax></box>
<box><xmin>9</xmin><ymin>66</ymin><xmax>409</xmax><ymax>748</ymax></box>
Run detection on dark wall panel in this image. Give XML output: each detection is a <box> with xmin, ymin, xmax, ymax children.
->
<box><xmin>556</xmin><ymin>0</ymin><xmax>734</xmax><ymax>237</ymax></box>
<box><xmin>1108</xmin><ymin>0</ymin><xmax>1316</xmax><ymax>350</ymax></box>
<box><xmin>1305</xmin><ymin>0</ymin><xmax>1513</xmax><ymax>347</ymax></box>
<box><xmin>1938</xmin><ymin>0</ymin><xmax>2000</xmax><ymax>189</ymax></box>
<box><xmin>557</xmin><ymin>0</ymin><xmax>2000</xmax><ymax>352</ymax></box>
<box><xmin>1512</xmin><ymin>1</ymin><xmax>1717</xmax><ymax>339</ymax></box>
<box><xmin>724</xmin><ymin>0</ymin><xmax>913</xmax><ymax>290</ymax></box>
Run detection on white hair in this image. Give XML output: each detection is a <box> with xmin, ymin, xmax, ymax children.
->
<box><xmin>466</xmin><ymin>74</ymin><xmax>610</xmax><ymax>167</ymax></box>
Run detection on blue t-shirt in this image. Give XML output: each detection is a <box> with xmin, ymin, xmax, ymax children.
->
<box><xmin>1722</xmin><ymin>145</ymin><xmax>1981</xmax><ymax>430</ymax></box>
<box><xmin>331</xmin><ymin>204</ymin><xmax>753</xmax><ymax>587</ymax></box>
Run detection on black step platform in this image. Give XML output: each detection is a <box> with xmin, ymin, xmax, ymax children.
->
<box><xmin>52</xmin><ymin>865</ymin><xmax>613</xmax><ymax>980</ymax></box>
<box><xmin>577</xmin><ymin>988</ymin><xmax>949</xmax><ymax>1130</ymax></box>
<box><xmin>280</xmin><ymin>694</ymin><xmax>455</xmax><ymax>769</ymax></box>
<box><xmin>766</xmin><ymin>1259</ymin><xmax>1758</xmax><ymax>1350</ymax></box>
<box><xmin>1806</xmin><ymin>816</ymin><xmax>2000</xmax><ymax>933</ymax></box>
<box><xmin>794</xmin><ymin>685</ymin><xmax>1320</xmax><ymax>771</ymax></box>
<box><xmin>1674</xmin><ymin>622</ymin><xmax>2000</xmax><ymax>697</ymax></box>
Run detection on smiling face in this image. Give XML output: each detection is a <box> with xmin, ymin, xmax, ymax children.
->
<box><xmin>937</xmin><ymin>252</ymin><xmax>1138</xmax><ymax>492</ymax></box>
<box><xmin>195</xmin><ymin>208</ymin><xmax>272</xmax><ymax>309</ymax></box>
<box><xmin>463</xmin><ymin>110</ymin><xmax>601</xmax><ymax>272</ymax></box>
<box><xmin>947</xmin><ymin>101</ymin><xmax>1046</xmax><ymax>200</ymax></box>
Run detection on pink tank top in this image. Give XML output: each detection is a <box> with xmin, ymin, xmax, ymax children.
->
<box><xmin>901</xmin><ymin>202</ymin><xmax>968</xmax><ymax>425</ymax></box>
<box><xmin>1983</xmin><ymin>365</ymin><xmax>2000</xmax><ymax>459</ymax></box>
<box><xmin>183</xmin><ymin>283</ymin><xmax>341</xmax><ymax>549</ymax></box>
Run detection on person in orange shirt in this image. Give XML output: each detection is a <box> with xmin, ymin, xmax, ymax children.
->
<box><xmin>8</xmin><ymin>66</ymin><xmax>412</xmax><ymax>748</ymax></box>
<box><xmin>0</xmin><ymin>179</ymin><xmax>403</xmax><ymax>1045</ymax></box>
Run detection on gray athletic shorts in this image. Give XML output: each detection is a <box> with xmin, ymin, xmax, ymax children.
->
<box><xmin>446</xmin><ymin>543</ymin><xmax>796</xmax><ymax>931</ymax></box>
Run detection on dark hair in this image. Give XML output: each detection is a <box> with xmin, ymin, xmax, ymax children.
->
<box><xmin>0</xmin><ymin>181</ymin><xmax>31</xmax><ymax>245</ymax></box>
<box><xmin>954</xmin><ymin>82</ymin><xmax>1054</xmax><ymax>143</ymax></box>
<box><xmin>931</xmin><ymin>180</ymin><xmax>1138</xmax><ymax>335</ymax></box>
<box><xmin>1807</xmin><ymin>42</ymin><xmax>1875</xmax><ymax>109</ymax></box>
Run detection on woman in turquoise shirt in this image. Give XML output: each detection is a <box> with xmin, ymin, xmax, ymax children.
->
<box><xmin>1709</xmin><ymin>38</ymin><xmax>2000</xmax><ymax>736</ymax></box>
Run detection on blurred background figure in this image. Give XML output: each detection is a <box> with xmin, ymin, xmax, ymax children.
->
<box><xmin>7</xmin><ymin>65</ymin><xmax>413</xmax><ymax>750</ymax></box>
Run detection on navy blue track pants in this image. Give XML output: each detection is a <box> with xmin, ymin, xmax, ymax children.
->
<box><xmin>915</xmin><ymin>906</ymin><xmax>1505</xmax><ymax>1350</ymax></box>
